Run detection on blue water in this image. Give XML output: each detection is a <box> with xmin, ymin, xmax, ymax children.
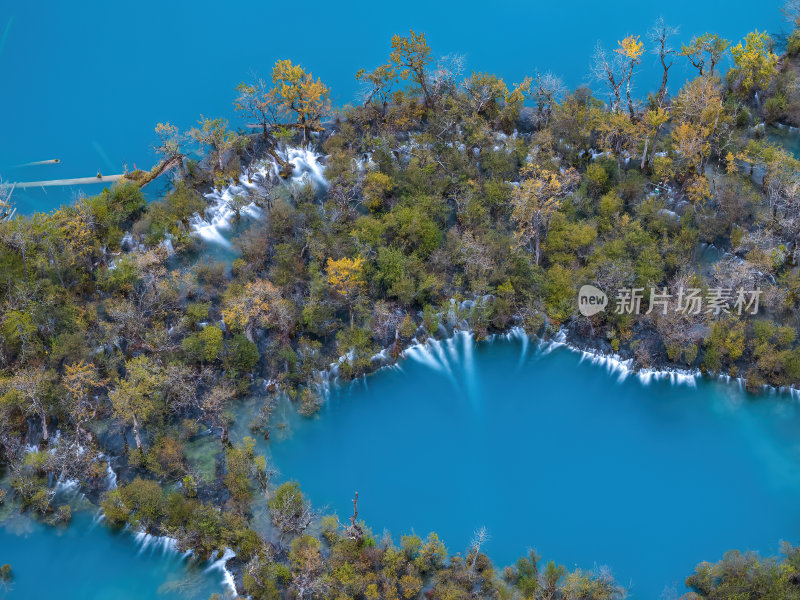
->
<box><xmin>0</xmin><ymin>511</ymin><xmax>229</xmax><ymax>599</ymax></box>
<box><xmin>0</xmin><ymin>0</ymin><xmax>785</xmax><ymax>214</ymax></box>
<box><xmin>268</xmin><ymin>334</ymin><xmax>800</xmax><ymax>599</ymax></box>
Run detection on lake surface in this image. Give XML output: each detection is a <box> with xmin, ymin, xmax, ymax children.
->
<box><xmin>267</xmin><ymin>333</ymin><xmax>800</xmax><ymax>599</ymax></box>
<box><xmin>0</xmin><ymin>510</ymin><xmax>230</xmax><ymax>599</ymax></box>
<box><xmin>0</xmin><ymin>0</ymin><xmax>785</xmax><ymax>214</ymax></box>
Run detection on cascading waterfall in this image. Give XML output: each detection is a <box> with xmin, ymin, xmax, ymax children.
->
<box><xmin>399</xmin><ymin>326</ymin><xmax>800</xmax><ymax>399</ymax></box>
<box><xmin>205</xmin><ymin>548</ymin><xmax>238</xmax><ymax>595</ymax></box>
<box><xmin>189</xmin><ymin>146</ymin><xmax>327</xmax><ymax>248</ymax></box>
<box><xmin>403</xmin><ymin>331</ymin><xmax>479</xmax><ymax>400</ymax></box>
<box><xmin>134</xmin><ymin>530</ymin><xmax>179</xmax><ymax>556</ymax></box>
<box><xmin>131</xmin><ymin>529</ymin><xmax>237</xmax><ymax>594</ymax></box>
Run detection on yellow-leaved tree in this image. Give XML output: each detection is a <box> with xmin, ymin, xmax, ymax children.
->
<box><xmin>510</xmin><ymin>165</ymin><xmax>579</xmax><ymax>265</ymax></box>
<box><xmin>223</xmin><ymin>278</ymin><xmax>295</xmax><ymax>343</ymax></box>
<box><xmin>270</xmin><ymin>60</ymin><xmax>331</xmax><ymax>144</ymax></box>
<box><xmin>109</xmin><ymin>356</ymin><xmax>165</xmax><ymax>453</ymax></box>
<box><xmin>615</xmin><ymin>35</ymin><xmax>644</xmax><ymax>119</ymax></box>
<box><xmin>326</xmin><ymin>257</ymin><xmax>366</xmax><ymax>327</ymax></box>
<box><xmin>389</xmin><ymin>30</ymin><xmax>433</xmax><ymax>107</ymax></box>
<box><xmin>62</xmin><ymin>360</ymin><xmax>104</xmax><ymax>452</ymax></box>
<box><xmin>730</xmin><ymin>31</ymin><xmax>779</xmax><ymax>96</ymax></box>
<box><xmin>670</xmin><ymin>75</ymin><xmax>727</xmax><ymax>176</ymax></box>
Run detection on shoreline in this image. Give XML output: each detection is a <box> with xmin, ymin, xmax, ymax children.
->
<box><xmin>316</xmin><ymin>323</ymin><xmax>800</xmax><ymax>404</ymax></box>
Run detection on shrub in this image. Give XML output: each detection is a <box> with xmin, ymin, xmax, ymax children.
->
<box><xmin>586</xmin><ymin>162</ymin><xmax>610</xmax><ymax>197</ymax></box>
<box><xmin>789</xmin><ymin>30</ymin><xmax>800</xmax><ymax>55</ymax></box>
<box><xmin>184</xmin><ymin>302</ymin><xmax>210</xmax><ymax>326</ymax></box>
<box><xmin>363</xmin><ymin>172</ymin><xmax>393</xmax><ymax>212</ymax></box>
<box><xmin>182</xmin><ymin>325</ymin><xmax>224</xmax><ymax>363</ymax></box>
<box><xmin>111</xmin><ymin>182</ymin><xmax>146</xmax><ymax>217</ymax></box>
<box><xmin>764</xmin><ymin>93</ymin><xmax>787</xmax><ymax>124</ymax></box>
<box><xmin>147</xmin><ymin>437</ymin><xmax>185</xmax><ymax>478</ymax></box>
<box><xmin>0</xmin><ymin>564</ymin><xmax>12</xmax><ymax>583</ymax></box>
<box><xmin>225</xmin><ymin>333</ymin><xmax>260</xmax><ymax>375</ymax></box>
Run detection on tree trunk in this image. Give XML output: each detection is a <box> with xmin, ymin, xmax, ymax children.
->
<box><xmin>221</xmin><ymin>422</ymin><xmax>229</xmax><ymax>446</ymax></box>
<box><xmin>649</xmin><ymin>124</ymin><xmax>663</xmax><ymax>166</ymax></box>
<box><xmin>36</xmin><ymin>402</ymin><xmax>48</xmax><ymax>442</ymax></box>
<box><xmin>657</xmin><ymin>61</ymin><xmax>670</xmax><ymax>107</ymax></box>
<box><xmin>131</xmin><ymin>414</ymin><xmax>143</xmax><ymax>450</ymax></box>
<box><xmin>641</xmin><ymin>137</ymin><xmax>650</xmax><ymax>170</ymax></box>
<box><xmin>76</xmin><ymin>424</ymin><xmax>84</xmax><ymax>456</ymax></box>
<box><xmin>626</xmin><ymin>81</ymin><xmax>635</xmax><ymax>120</ymax></box>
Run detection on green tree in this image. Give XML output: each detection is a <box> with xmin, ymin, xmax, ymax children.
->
<box><xmin>730</xmin><ymin>31</ymin><xmax>778</xmax><ymax>94</ymax></box>
<box><xmin>109</xmin><ymin>356</ymin><xmax>165</xmax><ymax>452</ymax></box>
<box><xmin>680</xmin><ymin>33</ymin><xmax>730</xmax><ymax>76</ymax></box>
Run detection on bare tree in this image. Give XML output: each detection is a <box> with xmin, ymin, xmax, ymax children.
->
<box><xmin>783</xmin><ymin>0</ymin><xmax>800</xmax><ymax>27</ymax></box>
<box><xmin>764</xmin><ymin>160</ymin><xmax>800</xmax><ymax>262</ymax></box>
<box><xmin>429</xmin><ymin>54</ymin><xmax>466</xmax><ymax>101</ymax></box>
<box><xmin>649</xmin><ymin>18</ymin><xmax>679</xmax><ymax>107</ymax></box>
<box><xmin>467</xmin><ymin>526</ymin><xmax>490</xmax><ymax>580</ymax></box>
<box><xmin>347</xmin><ymin>491</ymin><xmax>364</xmax><ymax>542</ymax></box>
<box><xmin>592</xmin><ymin>43</ymin><xmax>624</xmax><ymax>112</ymax></box>
<box><xmin>201</xmin><ymin>380</ymin><xmax>236</xmax><ymax>445</ymax></box>
<box><xmin>530</xmin><ymin>71</ymin><xmax>566</xmax><ymax>127</ymax></box>
<box><xmin>593</xmin><ymin>37</ymin><xmax>644</xmax><ymax>118</ymax></box>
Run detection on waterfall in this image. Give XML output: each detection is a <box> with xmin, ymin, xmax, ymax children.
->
<box><xmin>133</xmin><ymin>531</ymin><xmax>179</xmax><ymax>555</ymax></box>
<box><xmin>405</xmin><ymin>339</ymin><xmax>448</xmax><ymax>373</ymax></box>
<box><xmin>205</xmin><ymin>548</ymin><xmax>237</xmax><ymax>595</ymax></box>
<box><xmin>188</xmin><ymin>146</ymin><xmax>327</xmax><ymax>247</ymax></box>
<box><xmin>99</xmin><ymin>453</ymin><xmax>118</xmax><ymax>489</ymax></box>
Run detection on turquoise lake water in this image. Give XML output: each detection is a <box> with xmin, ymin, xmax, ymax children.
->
<box><xmin>0</xmin><ymin>0</ymin><xmax>785</xmax><ymax>214</ymax></box>
<box><xmin>0</xmin><ymin>511</ymin><xmax>229</xmax><ymax>599</ymax></box>
<box><xmin>266</xmin><ymin>334</ymin><xmax>800</xmax><ymax>599</ymax></box>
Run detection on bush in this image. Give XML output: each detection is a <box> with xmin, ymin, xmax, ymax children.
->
<box><xmin>363</xmin><ymin>172</ymin><xmax>393</xmax><ymax>212</ymax></box>
<box><xmin>586</xmin><ymin>162</ymin><xmax>610</xmax><ymax>197</ymax></box>
<box><xmin>182</xmin><ymin>325</ymin><xmax>224</xmax><ymax>363</ymax></box>
<box><xmin>56</xmin><ymin>504</ymin><xmax>72</xmax><ymax>524</ymax></box>
<box><xmin>0</xmin><ymin>564</ymin><xmax>12</xmax><ymax>583</ymax></box>
<box><xmin>543</xmin><ymin>265</ymin><xmax>576</xmax><ymax>323</ymax></box>
<box><xmin>298</xmin><ymin>387</ymin><xmax>323</xmax><ymax>417</ymax></box>
<box><xmin>788</xmin><ymin>30</ymin><xmax>800</xmax><ymax>56</ymax></box>
<box><xmin>764</xmin><ymin>93</ymin><xmax>787</xmax><ymax>124</ymax></box>
<box><xmin>225</xmin><ymin>333</ymin><xmax>260</xmax><ymax>375</ymax></box>
<box><xmin>98</xmin><ymin>256</ymin><xmax>139</xmax><ymax>294</ymax></box>
<box><xmin>147</xmin><ymin>437</ymin><xmax>186</xmax><ymax>478</ymax></box>
<box><xmin>108</xmin><ymin>183</ymin><xmax>146</xmax><ymax>223</ymax></box>
<box><xmin>184</xmin><ymin>302</ymin><xmax>210</xmax><ymax>326</ymax></box>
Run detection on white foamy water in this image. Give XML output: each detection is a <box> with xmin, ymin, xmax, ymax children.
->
<box><xmin>133</xmin><ymin>530</ymin><xmax>179</xmax><ymax>555</ymax></box>
<box><xmin>189</xmin><ymin>146</ymin><xmax>327</xmax><ymax>247</ymax></box>
<box><xmin>205</xmin><ymin>548</ymin><xmax>237</xmax><ymax>595</ymax></box>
